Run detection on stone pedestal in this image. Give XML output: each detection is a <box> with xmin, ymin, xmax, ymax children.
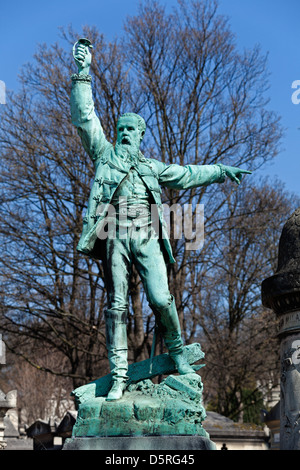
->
<box><xmin>63</xmin><ymin>435</ymin><xmax>216</xmax><ymax>450</ymax></box>
<box><xmin>279</xmin><ymin>333</ymin><xmax>300</xmax><ymax>449</ymax></box>
<box><xmin>262</xmin><ymin>207</ymin><xmax>300</xmax><ymax>450</ymax></box>
<box><xmin>63</xmin><ymin>344</ymin><xmax>215</xmax><ymax>451</ymax></box>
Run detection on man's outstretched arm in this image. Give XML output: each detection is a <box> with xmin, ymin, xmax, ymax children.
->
<box><xmin>70</xmin><ymin>40</ymin><xmax>108</xmax><ymax>163</ymax></box>
<box><xmin>155</xmin><ymin>160</ymin><xmax>252</xmax><ymax>190</ymax></box>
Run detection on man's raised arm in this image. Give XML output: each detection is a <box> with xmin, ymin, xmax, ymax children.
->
<box><xmin>70</xmin><ymin>39</ymin><xmax>108</xmax><ymax>162</ymax></box>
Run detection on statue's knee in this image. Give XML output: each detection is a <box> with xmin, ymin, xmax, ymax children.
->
<box><xmin>150</xmin><ymin>294</ymin><xmax>173</xmax><ymax>312</ymax></box>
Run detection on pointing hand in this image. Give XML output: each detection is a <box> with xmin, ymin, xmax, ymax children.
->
<box><xmin>219</xmin><ymin>164</ymin><xmax>252</xmax><ymax>185</ymax></box>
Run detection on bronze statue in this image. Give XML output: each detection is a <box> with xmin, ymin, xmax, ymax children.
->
<box><xmin>70</xmin><ymin>39</ymin><xmax>251</xmax><ymax>401</ymax></box>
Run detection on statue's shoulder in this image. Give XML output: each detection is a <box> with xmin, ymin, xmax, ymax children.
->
<box><xmin>103</xmin><ymin>142</ymin><xmax>114</xmax><ymax>158</ymax></box>
<box><xmin>147</xmin><ymin>157</ymin><xmax>166</xmax><ymax>174</ymax></box>
<box><xmin>138</xmin><ymin>156</ymin><xmax>164</xmax><ymax>177</ymax></box>
<box><xmin>94</xmin><ymin>143</ymin><xmax>114</xmax><ymax>165</ymax></box>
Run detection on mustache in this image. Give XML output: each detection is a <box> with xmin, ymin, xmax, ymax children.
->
<box><xmin>121</xmin><ymin>136</ymin><xmax>131</xmax><ymax>145</ymax></box>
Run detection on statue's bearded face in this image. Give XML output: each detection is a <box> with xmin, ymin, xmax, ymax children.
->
<box><xmin>115</xmin><ymin>116</ymin><xmax>142</xmax><ymax>158</ymax></box>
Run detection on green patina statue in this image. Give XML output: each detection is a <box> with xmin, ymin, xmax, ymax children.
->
<box><xmin>71</xmin><ymin>39</ymin><xmax>251</xmax><ymax>402</ymax></box>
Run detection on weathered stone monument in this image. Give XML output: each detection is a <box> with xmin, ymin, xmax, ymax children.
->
<box><xmin>64</xmin><ymin>344</ymin><xmax>216</xmax><ymax>450</ymax></box>
<box><xmin>0</xmin><ymin>390</ymin><xmax>17</xmax><ymax>450</ymax></box>
<box><xmin>0</xmin><ymin>339</ymin><xmax>17</xmax><ymax>450</ymax></box>
<box><xmin>262</xmin><ymin>207</ymin><xmax>300</xmax><ymax>450</ymax></box>
<box><xmin>63</xmin><ymin>38</ymin><xmax>251</xmax><ymax>450</ymax></box>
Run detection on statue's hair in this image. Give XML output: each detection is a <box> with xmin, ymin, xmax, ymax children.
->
<box><xmin>118</xmin><ymin>113</ymin><xmax>146</xmax><ymax>138</ymax></box>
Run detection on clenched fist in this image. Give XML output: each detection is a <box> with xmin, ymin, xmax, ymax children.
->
<box><xmin>73</xmin><ymin>38</ymin><xmax>93</xmax><ymax>75</ymax></box>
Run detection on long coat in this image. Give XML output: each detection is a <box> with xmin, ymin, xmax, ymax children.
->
<box><xmin>70</xmin><ymin>76</ymin><xmax>225</xmax><ymax>263</ymax></box>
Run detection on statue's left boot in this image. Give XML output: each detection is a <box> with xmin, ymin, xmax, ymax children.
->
<box><xmin>155</xmin><ymin>296</ymin><xmax>195</xmax><ymax>375</ymax></box>
<box><xmin>105</xmin><ymin>309</ymin><xmax>129</xmax><ymax>401</ymax></box>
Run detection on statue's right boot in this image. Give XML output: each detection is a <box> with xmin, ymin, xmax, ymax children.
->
<box><xmin>106</xmin><ymin>377</ymin><xmax>127</xmax><ymax>401</ymax></box>
<box><xmin>156</xmin><ymin>296</ymin><xmax>195</xmax><ymax>375</ymax></box>
<box><xmin>105</xmin><ymin>310</ymin><xmax>128</xmax><ymax>401</ymax></box>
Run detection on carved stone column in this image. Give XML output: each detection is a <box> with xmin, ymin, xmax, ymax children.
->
<box><xmin>262</xmin><ymin>207</ymin><xmax>300</xmax><ymax>450</ymax></box>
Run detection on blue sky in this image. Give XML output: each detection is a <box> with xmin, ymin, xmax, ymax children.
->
<box><xmin>1</xmin><ymin>0</ymin><xmax>299</xmax><ymax>197</ymax></box>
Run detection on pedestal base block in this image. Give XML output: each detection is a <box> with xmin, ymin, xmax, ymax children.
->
<box><xmin>65</xmin><ymin>346</ymin><xmax>214</xmax><ymax>451</ymax></box>
<box><xmin>70</xmin><ymin>374</ymin><xmax>208</xmax><ymax>438</ymax></box>
<box><xmin>63</xmin><ymin>435</ymin><xmax>216</xmax><ymax>450</ymax></box>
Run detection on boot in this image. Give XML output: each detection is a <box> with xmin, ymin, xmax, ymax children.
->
<box><xmin>105</xmin><ymin>309</ymin><xmax>128</xmax><ymax>401</ymax></box>
<box><xmin>155</xmin><ymin>296</ymin><xmax>195</xmax><ymax>375</ymax></box>
<box><xmin>170</xmin><ymin>352</ymin><xmax>195</xmax><ymax>375</ymax></box>
<box><xmin>106</xmin><ymin>378</ymin><xmax>127</xmax><ymax>401</ymax></box>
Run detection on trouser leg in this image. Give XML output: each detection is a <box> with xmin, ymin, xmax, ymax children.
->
<box><xmin>154</xmin><ymin>295</ymin><xmax>183</xmax><ymax>357</ymax></box>
<box><xmin>131</xmin><ymin>227</ymin><xmax>194</xmax><ymax>373</ymax></box>
<box><xmin>103</xmin><ymin>236</ymin><xmax>131</xmax><ymax>398</ymax></box>
<box><xmin>153</xmin><ymin>296</ymin><xmax>195</xmax><ymax>374</ymax></box>
<box><xmin>131</xmin><ymin>229</ymin><xmax>183</xmax><ymax>352</ymax></box>
<box><xmin>105</xmin><ymin>309</ymin><xmax>128</xmax><ymax>382</ymax></box>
